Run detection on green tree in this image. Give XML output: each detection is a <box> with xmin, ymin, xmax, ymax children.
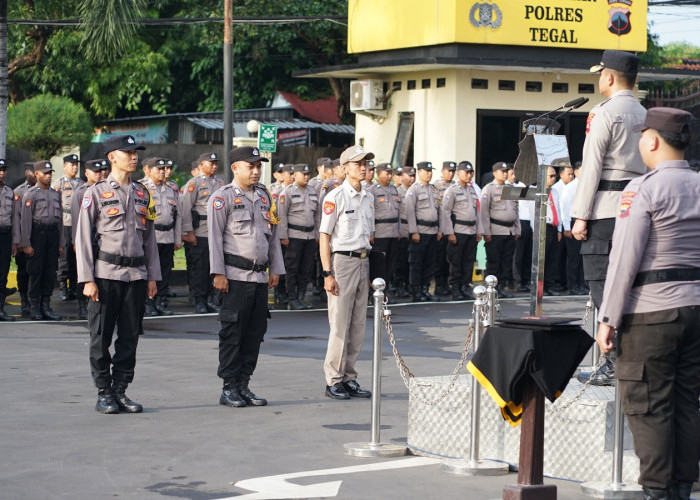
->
<box><xmin>7</xmin><ymin>94</ymin><xmax>93</xmax><ymax>159</ymax></box>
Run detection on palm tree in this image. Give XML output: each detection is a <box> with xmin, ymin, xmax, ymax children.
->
<box><xmin>79</xmin><ymin>0</ymin><xmax>147</xmax><ymax>63</ymax></box>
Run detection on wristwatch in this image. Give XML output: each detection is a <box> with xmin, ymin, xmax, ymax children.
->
<box><xmin>322</xmin><ymin>270</ymin><xmax>333</xmax><ymax>278</ymax></box>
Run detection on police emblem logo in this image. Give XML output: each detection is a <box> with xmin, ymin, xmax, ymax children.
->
<box><xmin>260</xmin><ymin>195</ymin><xmax>268</xmax><ymax>206</ymax></box>
<box><xmin>136</xmin><ymin>190</ymin><xmax>145</xmax><ymax>198</ymax></box>
<box><xmin>234</xmin><ymin>197</ymin><xmax>242</xmax><ymax>204</ymax></box>
<box><xmin>469</xmin><ymin>2</ymin><xmax>502</xmax><ymax>29</ymax></box>
<box><xmin>378</xmin><ymin>197</ymin><xmax>386</xmax><ymax>202</ymax></box>
<box><xmin>201</xmin><ymin>191</ymin><xmax>209</xmax><ymax>197</ymax></box>
<box><xmin>188</xmin><ymin>184</ymin><xmax>195</xmax><ymax>193</ymax></box>
<box><xmin>24</xmin><ymin>199</ymin><xmax>32</xmax><ymax>207</ymax></box>
<box><xmin>210</xmin><ymin>153</ymin><xmax>216</xmax><ymax>159</ymax></box>
<box><xmin>101</xmin><ymin>191</ymin><xmax>114</xmax><ymax>199</ymax></box>
<box><xmin>586</xmin><ymin>113</ymin><xmax>595</xmax><ymax>135</ymax></box>
<box><xmin>82</xmin><ymin>195</ymin><xmax>92</xmax><ymax>209</ymax></box>
<box><xmin>213</xmin><ymin>197</ymin><xmax>225</xmax><ymax>210</ymax></box>
<box><xmin>127</xmin><ymin>136</ymin><xmax>135</xmax><ymax>144</ymax></box>
<box><xmin>608</xmin><ymin>6</ymin><xmax>631</xmax><ymax>36</ymax></box>
<box><xmin>323</xmin><ymin>201</ymin><xmax>335</xmax><ymax>215</ymax></box>
<box><xmin>106</xmin><ymin>207</ymin><xmax>120</xmax><ymax>216</ymax></box>
<box><xmin>64</xmin><ymin>183</ymin><xmax>70</xmax><ymax>189</ymax></box>
<box><xmin>253</xmin><ymin>148</ymin><xmax>259</xmax><ymax>156</ymax></box>
<box><xmin>139</xmin><ymin>206</ymin><xmax>148</xmax><ymax>215</ymax></box>
<box><xmin>14</xmin><ymin>194</ymin><xmax>19</xmax><ymax>201</ymax></box>
<box><xmin>618</xmin><ymin>191</ymin><xmax>636</xmax><ymax>218</ymax></box>
<box><xmin>279</xmin><ymin>194</ymin><xmax>285</xmax><ymax>204</ymax></box>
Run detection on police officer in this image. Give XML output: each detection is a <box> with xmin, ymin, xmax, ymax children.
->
<box><xmin>309</xmin><ymin>157</ymin><xmax>331</xmax><ymax>194</ymax></box>
<box><xmin>479</xmin><ymin>161</ymin><xmax>521</xmax><ymax>298</ymax></box>
<box><xmin>440</xmin><ymin>161</ymin><xmax>483</xmax><ymax>300</ymax></box>
<box><xmin>21</xmin><ymin>161</ymin><xmax>64</xmax><ymax>321</ymax></box>
<box><xmin>180</xmin><ymin>152</ymin><xmax>224</xmax><ymax>314</ymax></box>
<box><xmin>319</xmin><ymin>159</ymin><xmax>344</xmax><ymax>205</ymax></box>
<box><xmin>362</xmin><ymin>159</ymin><xmax>375</xmax><ymax>189</ymax></box>
<box><xmin>71</xmin><ymin>159</ymin><xmax>109</xmax><ymax>319</ymax></box>
<box><xmin>208</xmin><ymin>146</ymin><xmax>284</xmax><ymax>408</ymax></box>
<box><xmin>596</xmin><ymin>108</ymin><xmax>699</xmax><ymax>500</ymax></box>
<box><xmin>142</xmin><ymin>157</ymin><xmax>182</xmax><ymax>316</ymax></box>
<box><xmin>76</xmin><ymin>135</ymin><xmax>160</xmax><ymax>414</ymax></box>
<box><xmin>543</xmin><ymin>166</ymin><xmax>563</xmax><ymax>296</ymax></box>
<box><xmin>55</xmin><ymin>153</ymin><xmax>84</xmax><ymax>301</ymax></box>
<box><xmin>163</xmin><ymin>159</ymin><xmax>179</xmax><ymax>196</ymax></box>
<box><xmin>320</xmin><ymin>145</ymin><xmax>374</xmax><ymax>400</ymax></box>
<box><xmin>278</xmin><ymin>163</ymin><xmax>320</xmax><ymax>310</ymax></box>
<box><xmin>368</xmin><ymin>162</ymin><xmax>401</xmax><ymax>293</ymax></box>
<box><xmin>0</xmin><ymin>160</ymin><xmax>19</xmax><ymax>321</ymax></box>
<box><xmin>14</xmin><ymin>162</ymin><xmax>37</xmax><ymax>315</ymax></box>
<box><xmin>394</xmin><ymin>166</ymin><xmax>415</xmax><ymax>297</ymax></box>
<box><xmin>571</xmin><ymin>50</ymin><xmax>647</xmax><ymax>384</ymax></box>
<box><xmin>405</xmin><ymin>161</ymin><xmax>441</xmax><ymax>302</ymax></box>
<box><xmin>269</xmin><ymin>163</ymin><xmax>286</xmax><ymax>202</ymax></box>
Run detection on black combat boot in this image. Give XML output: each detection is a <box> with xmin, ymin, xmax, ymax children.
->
<box><xmin>58</xmin><ymin>282</ymin><xmax>69</xmax><ymax>301</ymax></box>
<box><xmin>41</xmin><ymin>297</ymin><xmax>62</xmax><ymax>321</ymax></box>
<box><xmin>30</xmin><ymin>298</ymin><xmax>43</xmax><ymax>321</ymax></box>
<box><xmin>77</xmin><ymin>298</ymin><xmax>88</xmax><ymax>320</ymax></box>
<box><xmin>671</xmin><ymin>481</ymin><xmax>693</xmax><ymax>500</ymax></box>
<box><xmin>219</xmin><ymin>381</ymin><xmax>246</xmax><ymax>407</ymax></box>
<box><xmin>434</xmin><ymin>280</ymin><xmax>451</xmax><ymax>296</ymax></box>
<box><xmin>112</xmin><ymin>380</ymin><xmax>143</xmax><ymax>413</ymax></box>
<box><xmin>588</xmin><ymin>352</ymin><xmax>616</xmax><ymax>386</ymax></box>
<box><xmin>412</xmin><ymin>287</ymin><xmax>426</xmax><ymax>302</ymax></box>
<box><xmin>421</xmin><ymin>286</ymin><xmax>437</xmax><ymax>301</ymax></box>
<box><xmin>451</xmin><ymin>286</ymin><xmax>465</xmax><ymax>301</ymax></box>
<box><xmin>461</xmin><ymin>284</ymin><xmax>474</xmax><ymax>300</ymax></box>
<box><xmin>237</xmin><ymin>377</ymin><xmax>267</xmax><ymax>406</ymax></box>
<box><xmin>0</xmin><ymin>303</ymin><xmax>15</xmax><ymax>321</ymax></box>
<box><xmin>643</xmin><ymin>487</ymin><xmax>670</xmax><ymax>500</ymax></box>
<box><xmin>20</xmin><ymin>293</ymin><xmax>30</xmax><ymax>316</ymax></box>
<box><xmin>288</xmin><ymin>298</ymin><xmax>306</xmax><ymax>310</ymax></box>
<box><xmin>297</xmin><ymin>290</ymin><xmax>311</xmax><ymax>310</ymax></box>
<box><xmin>144</xmin><ymin>299</ymin><xmax>158</xmax><ymax>317</ymax></box>
<box><xmin>153</xmin><ymin>296</ymin><xmax>172</xmax><ymax>316</ymax></box>
<box><xmin>95</xmin><ymin>387</ymin><xmax>120</xmax><ymax>414</ymax></box>
<box><xmin>194</xmin><ymin>299</ymin><xmax>208</xmax><ymax>314</ymax></box>
<box><xmin>205</xmin><ymin>295</ymin><xmax>221</xmax><ymax>313</ymax></box>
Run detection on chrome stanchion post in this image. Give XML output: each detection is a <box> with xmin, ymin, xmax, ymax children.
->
<box><xmin>442</xmin><ymin>286</ymin><xmax>508</xmax><ymax>476</ymax></box>
<box><xmin>592</xmin><ymin>306</ymin><xmax>600</xmax><ymax>364</ymax></box>
<box><xmin>485</xmin><ymin>275</ymin><xmax>498</xmax><ymax>326</ymax></box>
<box><xmin>344</xmin><ymin>278</ymin><xmax>407</xmax><ymax>458</ymax></box>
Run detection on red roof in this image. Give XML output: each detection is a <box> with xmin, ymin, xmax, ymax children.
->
<box><xmin>277</xmin><ymin>90</ymin><xmax>340</xmax><ymax>124</ymax></box>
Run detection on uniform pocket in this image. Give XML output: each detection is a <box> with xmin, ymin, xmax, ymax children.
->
<box><xmin>218</xmin><ymin>310</ymin><xmax>240</xmax><ymax>345</ymax></box>
<box><xmin>616</xmin><ymin>361</ymin><xmax>648</xmax><ymax>415</ymax></box>
<box><xmin>87</xmin><ymin>300</ymin><xmax>102</xmax><ymax>335</ymax></box>
<box><xmin>228</xmin><ymin>210</ymin><xmax>252</xmax><ymax>235</ymax></box>
<box><xmin>100</xmin><ymin>204</ymin><xmax>125</xmax><ymax>231</ymax></box>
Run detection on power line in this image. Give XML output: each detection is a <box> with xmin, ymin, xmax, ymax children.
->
<box><xmin>6</xmin><ymin>15</ymin><xmax>348</xmax><ymax>27</ymax></box>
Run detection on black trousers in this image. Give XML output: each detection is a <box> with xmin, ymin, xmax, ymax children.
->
<box><xmin>393</xmin><ymin>238</ymin><xmax>410</xmax><ymax>287</ymax></box>
<box><xmin>187</xmin><ymin>236</ymin><xmax>212</xmax><ymax>302</ymax></box>
<box><xmin>485</xmin><ymin>234</ymin><xmax>516</xmax><ymax>286</ymax></box>
<box><xmin>514</xmin><ymin>220</ymin><xmax>532</xmax><ymax>287</ymax></box>
<box><xmin>218</xmin><ymin>281</ymin><xmax>269</xmax><ymax>383</ymax></box>
<box><xmin>0</xmin><ymin>232</ymin><xmax>11</xmax><ymax>301</ymax></box>
<box><xmin>434</xmin><ymin>237</ymin><xmax>449</xmax><ymax>284</ymax></box>
<box><xmin>544</xmin><ymin>225</ymin><xmax>559</xmax><ymax>290</ymax></box>
<box><xmin>446</xmin><ymin>233</ymin><xmax>477</xmax><ymax>288</ymax></box>
<box><xmin>564</xmin><ymin>236</ymin><xmax>585</xmax><ymax>290</ymax></box>
<box><xmin>580</xmin><ymin>218</ymin><xmax>615</xmax><ymax>308</ymax></box>
<box><xmin>284</xmin><ymin>238</ymin><xmax>317</xmax><ymax>297</ymax></box>
<box><xmin>57</xmin><ymin>225</ymin><xmax>77</xmax><ymax>290</ymax></box>
<box><xmin>15</xmin><ymin>253</ymin><xmax>28</xmax><ymax>296</ymax></box>
<box><xmin>27</xmin><ymin>225</ymin><xmax>60</xmax><ymax>299</ymax></box>
<box><xmin>618</xmin><ymin>306</ymin><xmax>700</xmax><ymax>490</ymax></box>
<box><xmin>409</xmin><ymin>233</ymin><xmax>437</xmax><ymax>288</ymax></box>
<box><xmin>88</xmin><ymin>278</ymin><xmax>147</xmax><ymax>389</ymax></box>
<box><xmin>372</xmin><ymin>237</ymin><xmax>398</xmax><ymax>285</ymax></box>
<box><xmin>555</xmin><ymin>232</ymin><xmax>567</xmax><ymax>288</ymax></box>
<box><xmin>156</xmin><ymin>243</ymin><xmax>175</xmax><ymax>298</ymax></box>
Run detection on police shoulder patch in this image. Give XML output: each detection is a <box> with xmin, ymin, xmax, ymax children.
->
<box><xmin>618</xmin><ymin>191</ymin><xmax>636</xmax><ymax>219</ymax></box>
<box><xmin>279</xmin><ymin>194</ymin><xmax>285</xmax><ymax>204</ymax></box>
<box><xmin>82</xmin><ymin>195</ymin><xmax>92</xmax><ymax>210</ymax></box>
<box><xmin>323</xmin><ymin>201</ymin><xmax>336</xmax><ymax>215</ymax></box>
<box><xmin>213</xmin><ymin>197</ymin><xmax>225</xmax><ymax>210</ymax></box>
<box><xmin>188</xmin><ymin>184</ymin><xmax>195</xmax><ymax>193</ymax></box>
<box><xmin>24</xmin><ymin>199</ymin><xmax>32</xmax><ymax>207</ymax></box>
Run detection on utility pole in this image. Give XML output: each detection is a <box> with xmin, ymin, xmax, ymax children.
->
<box><xmin>0</xmin><ymin>0</ymin><xmax>8</xmax><ymax>159</ymax></box>
<box><xmin>223</xmin><ymin>0</ymin><xmax>233</xmax><ymax>182</ymax></box>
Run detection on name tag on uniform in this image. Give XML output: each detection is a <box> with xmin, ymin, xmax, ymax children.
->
<box><xmin>345</xmin><ymin>210</ymin><xmax>355</xmax><ymax>214</ymax></box>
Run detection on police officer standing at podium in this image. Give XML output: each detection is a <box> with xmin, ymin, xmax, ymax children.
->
<box><xmin>597</xmin><ymin>108</ymin><xmax>700</xmax><ymax>500</ymax></box>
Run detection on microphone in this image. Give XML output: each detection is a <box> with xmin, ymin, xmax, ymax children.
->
<box><xmin>563</xmin><ymin>97</ymin><xmax>589</xmax><ymax>109</ymax></box>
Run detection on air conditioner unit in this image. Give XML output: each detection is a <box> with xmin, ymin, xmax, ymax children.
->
<box><xmin>350</xmin><ymin>80</ymin><xmax>385</xmax><ymax>112</ymax></box>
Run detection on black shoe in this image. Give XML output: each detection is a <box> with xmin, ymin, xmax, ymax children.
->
<box><xmin>544</xmin><ymin>289</ymin><xmax>560</xmax><ymax>297</ymax></box>
<box><xmin>412</xmin><ymin>292</ymin><xmax>427</xmax><ymax>302</ymax></box>
<box><xmin>112</xmin><ymin>381</ymin><xmax>143</xmax><ymax>413</ymax></box>
<box><xmin>153</xmin><ymin>297</ymin><xmax>173</xmax><ymax>316</ymax></box>
<box><xmin>395</xmin><ymin>286</ymin><xmax>410</xmax><ymax>298</ymax></box>
<box><xmin>144</xmin><ymin>301</ymin><xmax>159</xmax><ymax>317</ymax></box>
<box><xmin>29</xmin><ymin>300</ymin><xmax>43</xmax><ymax>321</ymax></box>
<box><xmin>517</xmin><ymin>284</ymin><xmax>530</xmax><ymax>293</ymax></box>
<box><xmin>671</xmin><ymin>481</ymin><xmax>692</xmax><ymax>500</ymax></box>
<box><xmin>451</xmin><ymin>290</ymin><xmax>465</xmax><ymax>301</ymax></box>
<box><xmin>325</xmin><ymin>382</ymin><xmax>351</xmax><ymax>400</ymax></box>
<box><xmin>434</xmin><ymin>284</ymin><xmax>450</xmax><ymax>297</ymax></box>
<box><xmin>165</xmin><ymin>289</ymin><xmax>177</xmax><ymax>298</ymax></box>
<box><xmin>58</xmin><ymin>284</ymin><xmax>69</xmax><ymax>301</ymax></box>
<box><xmin>40</xmin><ymin>297</ymin><xmax>62</xmax><ymax>321</ymax></box>
<box><xmin>78</xmin><ymin>300</ymin><xmax>88</xmax><ymax>320</ymax></box>
<box><xmin>4</xmin><ymin>287</ymin><xmax>17</xmax><ymax>296</ymax></box>
<box><xmin>579</xmin><ymin>357</ymin><xmax>615</xmax><ymax>386</ymax></box>
<box><xmin>95</xmin><ymin>388</ymin><xmax>120</xmax><ymax>414</ymax></box>
<box><xmin>276</xmin><ymin>291</ymin><xmax>289</xmax><ymax>306</ymax></box>
<box><xmin>551</xmin><ymin>283</ymin><xmax>566</xmax><ymax>292</ymax></box>
<box><xmin>288</xmin><ymin>299</ymin><xmax>306</xmax><ymax>310</ymax></box>
<box><xmin>642</xmin><ymin>487</ymin><xmax>670</xmax><ymax>500</ymax></box>
<box><xmin>205</xmin><ymin>301</ymin><xmax>221</xmax><ymax>313</ymax></box>
<box><xmin>237</xmin><ymin>382</ymin><xmax>267</xmax><ymax>406</ymax></box>
<box><xmin>421</xmin><ymin>287</ymin><xmax>437</xmax><ymax>301</ymax></box>
<box><xmin>497</xmin><ymin>289</ymin><xmax>514</xmax><ymax>299</ymax></box>
<box><xmin>194</xmin><ymin>301</ymin><xmax>208</xmax><ymax>314</ymax></box>
<box><xmin>20</xmin><ymin>294</ymin><xmax>30</xmax><ymax>316</ymax></box>
<box><xmin>0</xmin><ymin>305</ymin><xmax>15</xmax><ymax>321</ymax></box>
<box><xmin>343</xmin><ymin>380</ymin><xmax>371</xmax><ymax>398</ymax></box>
<box><xmin>460</xmin><ymin>286</ymin><xmax>475</xmax><ymax>300</ymax></box>
<box><xmin>220</xmin><ymin>385</ymin><xmax>247</xmax><ymax>407</ymax></box>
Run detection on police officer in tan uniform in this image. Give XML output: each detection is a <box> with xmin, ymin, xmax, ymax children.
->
<box><xmin>433</xmin><ymin>161</ymin><xmax>456</xmax><ymax>296</ymax></box>
<box><xmin>320</xmin><ymin>145</ymin><xmax>374</xmax><ymax>400</ymax></box>
<box><xmin>278</xmin><ymin>163</ymin><xmax>320</xmax><ymax>310</ymax></box>
<box><xmin>479</xmin><ymin>161</ymin><xmax>521</xmax><ymax>298</ymax></box>
<box><xmin>368</xmin><ymin>162</ymin><xmax>401</xmax><ymax>293</ymax></box>
<box><xmin>394</xmin><ymin>166</ymin><xmax>415</xmax><ymax>297</ymax></box>
<box><xmin>440</xmin><ymin>161</ymin><xmax>483</xmax><ymax>300</ymax></box>
<box><xmin>143</xmin><ymin>157</ymin><xmax>182</xmax><ymax>316</ymax></box>
<box><xmin>180</xmin><ymin>152</ymin><xmax>224</xmax><ymax>313</ymax></box>
<box><xmin>0</xmin><ymin>160</ymin><xmax>19</xmax><ymax>321</ymax></box>
<box><xmin>21</xmin><ymin>161</ymin><xmax>64</xmax><ymax>321</ymax></box>
<box><xmin>208</xmin><ymin>146</ymin><xmax>284</xmax><ymax>408</ymax></box>
<box><xmin>55</xmin><ymin>153</ymin><xmax>84</xmax><ymax>301</ymax></box>
<box><xmin>405</xmin><ymin>161</ymin><xmax>441</xmax><ymax>302</ymax></box>
<box><xmin>596</xmin><ymin>108</ymin><xmax>699</xmax><ymax>500</ymax></box>
<box><xmin>76</xmin><ymin>135</ymin><xmax>160</xmax><ymax>414</ymax></box>
<box><xmin>13</xmin><ymin>163</ymin><xmax>36</xmax><ymax>315</ymax></box>
<box><xmin>571</xmin><ymin>50</ymin><xmax>647</xmax><ymax>384</ymax></box>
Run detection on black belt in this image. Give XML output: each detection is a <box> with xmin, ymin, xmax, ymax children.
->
<box><xmin>199</xmin><ymin>214</ymin><xmax>207</xmax><ymax>220</ymax></box>
<box><xmin>400</xmin><ymin>218</ymin><xmax>408</xmax><ymax>224</ymax></box>
<box><xmin>416</xmin><ymin>219</ymin><xmax>438</xmax><ymax>227</ymax></box>
<box><xmin>288</xmin><ymin>223</ymin><xmax>314</xmax><ymax>232</ymax></box>
<box><xmin>0</xmin><ymin>226</ymin><xmax>11</xmax><ymax>234</ymax></box>
<box><xmin>633</xmin><ymin>268</ymin><xmax>700</xmax><ymax>288</ymax></box>
<box><xmin>490</xmin><ymin>218</ymin><xmax>514</xmax><ymax>228</ymax></box>
<box><xmin>453</xmin><ymin>219</ymin><xmax>476</xmax><ymax>227</ymax></box>
<box><xmin>598</xmin><ymin>179</ymin><xmax>631</xmax><ymax>191</ymax></box>
<box><xmin>62</xmin><ymin>209</ymin><xmax>71</xmax><ymax>214</ymax></box>
<box><xmin>154</xmin><ymin>222</ymin><xmax>175</xmax><ymax>231</ymax></box>
<box><xmin>376</xmin><ymin>218</ymin><xmax>398</xmax><ymax>224</ymax></box>
<box><xmin>333</xmin><ymin>250</ymin><xmax>369</xmax><ymax>259</ymax></box>
<box><xmin>224</xmin><ymin>253</ymin><xmax>269</xmax><ymax>272</ymax></box>
<box><xmin>33</xmin><ymin>223</ymin><xmax>59</xmax><ymax>231</ymax></box>
<box><xmin>98</xmin><ymin>250</ymin><xmax>145</xmax><ymax>267</ymax></box>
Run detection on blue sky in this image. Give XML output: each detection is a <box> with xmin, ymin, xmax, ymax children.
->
<box><xmin>648</xmin><ymin>6</ymin><xmax>700</xmax><ymax>48</ymax></box>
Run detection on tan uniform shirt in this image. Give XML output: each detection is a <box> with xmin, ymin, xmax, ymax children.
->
<box><xmin>277</xmin><ymin>183</ymin><xmax>320</xmax><ymax>241</ymax></box>
<box><xmin>479</xmin><ymin>182</ymin><xmax>521</xmax><ymax>236</ymax></box>
<box><xmin>54</xmin><ymin>176</ymin><xmax>85</xmax><ymax>227</ymax></box>
<box><xmin>20</xmin><ymin>186</ymin><xmax>64</xmax><ymax>248</ymax></box>
<box><xmin>369</xmin><ymin>183</ymin><xmax>400</xmax><ymax>238</ymax></box>
<box><xmin>599</xmin><ymin>161</ymin><xmax>700</xmax><ymax>327</ymax></box>
<box><xmin>180</xmin><ymin>174</ymin><xmax>224</xmax><ymax>238</ymax></box>
<box><xmin>208</xmin><ymin>181</ymin><xmax>285</xmax><ymax>283</ymax></box>
<box><xmin>405</xmin><ymin>182</ymin><xmax>440</xmax><ymax>235</ymax></box>
<box><xmin>319</xmin><ymin>180</ymin><xmax>374</xmax><ymax>252</ymax></box>
<box><xmin>440</xmin><ymin>182</ymin><xmax>483</xmax><ymax>236</ymax></box>
<box><xmin>75</xmin><ymin>176</ymin><xmax>161</xmax><ymax>283</ymax></box>
<box><xmin>571</xmin><ymin>89</ymin><xmax>648</xmax><ymax>221</ymax></box>
<box><xmin>0</xmin><ymin>184</ymin><xmax>20</xmax><ymax>245</ymax></box>
<box><xmin>143</xmin><ymin>178</ymin><xmax>182</xmax><ymax>245</ymax></box>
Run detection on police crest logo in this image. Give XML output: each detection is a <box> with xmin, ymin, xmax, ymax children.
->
<box><xmin>260</xmin><ymin>195</ymin><xmax>268</xmax><ymax>206</ymax></box>
<box><xmin>323</xmin><ymin>201</ymin><xmax>335</xmax><ymax>215</ymax></box>
<box><xmin>101</xmin><ymin>191</ymin><xmax>114</xmax><ymax>199</ymax></box>
<box><xmin>469</xmin><ymin>2</ymin><xmax>502</xmax><ymax>29</ymax></box>
<box><xmin>213</xmin><ymin>197</ymin><xmax>225</xmax><ymax>210</ymax></box>
<box><xmin>618</xmin><ymin>191</ymin><xmax>636</xmax><ymax>218</ymax></box>
<box><xmin>279</xmin><ymin>194</ymin><xmax>285</xmax><ymax>204</ymax></box>
<box><xmin>608</xmin><ymin>4</ymin><xmax>631</xmax><ymax>36</ymax></box>
<box><xmin>233</xmin><ymin>197</ymin><xmax>242</xmax><ymax>204</ymax></box>
<box><xmin>82</xmin><ymin>196</ymin><xmax>92</xmax><ymax>209</ymax></box>
<box><xmin>24</xmin><ymin>199</ymin><xmax>32</xmax><ymax>207</ymax></box>
<box><xmin>188</xmin><ymin>184</ymin><xmax>195</xmax><ymax>193</ymax></box>
<box><xmin>135</xmin><ymin>190</ymin><xmax>145</xmax><ymax>198</ymax></box>
<box><xmin>106</xmin><ymin>207</ymin><xmax>120</xmax><ymax>216</ymax></box>
<box><xmin>14</xmin><ymin>194</ymin><xmax>19</xmax><ymax>201</ymax></box>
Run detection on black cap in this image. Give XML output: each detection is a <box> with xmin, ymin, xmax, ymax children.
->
<box><xmin>190</xmin><ymin>161</ymin><xmax>199</xmax><ymax>171</ymax></box>
<box><xmin>633</xmin><ymin>107</ymin><xmax>693</xmax><ymax>134</ymax></box>
<box><xmin>416</xmin><ymin>161</ymin><xmax>433</xmax><ymax>171</ymax></box>
<box><xmin>142</xmin><ymin>157</ymin><xmax>170</xmax><ymax>169</ymax></box>
<box><xmin>0</xmin><ymin>159</ymin><xmax>7</xmax><ymax>170</ymax></box>
<box><xmin>332</xmin><ymin>159</ymin><xmax>340</xmax><ymax>168</ymax></box>
<box><xmin>197</xmin><ymin>152</ymin><xmax>218</xmax><ymax>163</ymax></box>
<box><xmin>316</xmin><ymin>157</ymin><xmax>332</xmax><ymax>168</ymax></box>
<box><xmin>393</xmin><ymin>166</ymin><xmax>403</xmax><ymax>175</ymax></box>
<box><xmin>229</xmin><ymin>146</ymin><xmax>269</xmax><ymax>164</ymax></box>
<box><xmin>281</xmin><ymin>163</ymin><xmax>294</xmax><ymax>173</ymax></box>
<box><xmin>442</xmin><ymin>161</ymin><xmax>456</xmax><ymax>171</ymax></box>
<box><xmin>85</xmin><ymin>159</ymin><xmax>108</xmax><ymax>172</ymax></box>
<box><xmin>366</xmin><ymin>160</ymin><xmax>375</xmax><ymax>169</ymax></box>
<box><xmin>376</xmin><ymin>162</ymin><xmax>393</xmax><ymax>172</ymax></box>
<box><xmin>102</xmin><ymin>135</ymin><xmax>146</xmax><ymax>154</ymax></box>
<box><xmin>492</xmin><ymin>161</ymin><xmax>509</xmax><ymax>172</ymax></box>
<box><xmin>33</xmin><ymin>161</ymin><xmax>54</xmax><ymax>173</ymax></box>
<box><xmin>402</xmin><ymin>166</ymin><xmax>416</xmax><ymax>176</ymax></box>
<box><xmin>457</xmin><ymin>161</ymin><xmax>474</xmax><ymax>172</ymax></box>
<box><xmin>274</xmin><ymin>163</ymin><xmax>285</xmax><ymax>173</ymax></box>
<box><xmin>24</xmin><ymin>162</ymin><xmax>34</xmax><ymax>172</ymax></box>
<box><xmin>590</xmin><ymin>50</ymin><xmax>639</xmax><ymax>75</ymax></box>
<box><xmin>292</xmin><ymin>163</ymin><xmax>311</xmax><ymax>174</ymax></box>
<box><xmin>63</xmin><ymin>154</ymin><xmax>79</xmax><ymax>163</ymax></box>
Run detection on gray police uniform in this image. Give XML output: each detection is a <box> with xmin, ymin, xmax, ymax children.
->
<box><xmin>320</xmin><ymin>180</ymin><xmax>374</xmax><ymax>387</ymax></box>
<box><xmin>180</xmin><ymin>173</ymin><xmax>224</xmax><ymax>307</ymax></box>
<box><xmin>368</xmin><ymin>182</ymin><xmax>401</xmax><ymax>284</ymax></box>
<box><xmin>55</xmin><ymin>175</ymin><xmax>85</xmax><ymax>297</ymax></box>
<box><xmin>308</xmin><ymin>175</ymin><xmax>323</xmax><ymax>195</ymax></box>
<box><xmin>440</xmin><ymin>182</ymin><xmax>482</xmax><ymax>294</ymax></box>
<box><xmin>394</xmin><ymin>184</ymin><xmax>411</xmax><ymax>292</ymax></box>
<box><xmin>598</xmin><ymin>160</ymin><xmax>700</xmax><ymax>491</ymax></box>
<box><xmin>405</xmin><ymin>180</ymin><xmax>440</xmax><ymax>295</ymax></box>
<box><xmin>319</xmin><ymin>178</ymin><xmax>341</xmax><ymax>206</ymax></box>
<box><xmin>208</xmin><ymin>180</ymin><xmax>285</xmax><ymax>386</ymax></box>
<box><xmin>433</xmin><ymin>176</ymin><xmax>455</xmax><ymax>292</ymax></box>
<box><xmin>479</xmin><ymin>181</ymin><xmax>521</xmax><ymax>287</ymax></box>
<box><xmin>570</xmin><ymin>89</ymin><xmax>647</xmax><ymax>306</ymax></box>
<box><xmin>13</xmin><ymin>181</ymin><xmax>33</xmax><ymax>307</ymax></box>
<box><xmin>0</xmin><ymin>181</ymin><xmax>19</xmax><ymax>312</ymax></box>
<box><xmin>278</xmin><ymin>179</ymin><xmax>320</xmax><ymax>305</ymax></box>
<box><xmin>76</xmin><ymin>175</ymin><xmax>161</xmax><ymax>390</ymax></box>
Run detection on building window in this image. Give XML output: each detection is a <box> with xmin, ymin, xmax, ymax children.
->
<box><xmin>526</xmin><ymin>81</ymin><xmax>542</xmax><ymax>92</ymax></box>
<box><xmin>499</xmin><ymin>80</ymin><xmax>515</xmax><ymax>91</ymax></box>
<box><xmin>383</xmin><ymin>82</ymin><xmax>389</xmax><ymax>94</ymax></box>
<box><xmin>421</xmin><ymin>78</ymin><xmax>431</xmax><ymax>89</ymax></box>
<box><xmin>471</xmin><ymin>78</ymin><xmax>488</xmax><ymax>90</ymax></box>
<box><xmin>436</xmin><ymin>78</ymin><xmax>446</xmax><ymax>88</ymax></box>
<box><xmin>552</xmin><ymin>82</ymin><xmax>569</xmax><ymax>93</ymax></box>
<box><xmin>578</xmin><ymin>83</ymin><xmax>594</xmax><ymax>94</ymax></box>
<box><xmin>407</xmin><ymin>80</ymin><xmax>416</xmax><ymax>90</ymax></box>
<box><xmin>393</xmin><ymin>81</ymin><xmax>402</xmax><ymax>91</ymax></box>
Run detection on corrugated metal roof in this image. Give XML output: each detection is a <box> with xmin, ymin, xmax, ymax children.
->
<box><xmin>187</xmin><ymin>117</ymin><xmax>354</xmax><ymax>135</ymax></box>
